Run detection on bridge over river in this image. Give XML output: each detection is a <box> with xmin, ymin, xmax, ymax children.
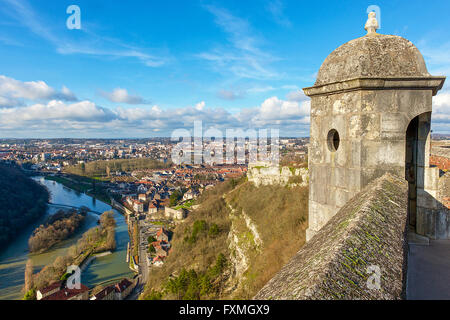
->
<box><xmin>48</xmin><ymin>202</ymin><xmax>104</xmax><ymax>215</ymax></box>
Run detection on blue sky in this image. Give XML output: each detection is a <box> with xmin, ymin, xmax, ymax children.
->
<box><xmin>0</xmin><ymin>0</ymin><xmax>449</xmax><ymax>138</ymax></box>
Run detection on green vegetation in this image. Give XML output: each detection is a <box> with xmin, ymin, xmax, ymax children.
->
<box><xmin>65</xmin><ymin>158</ymin><xmax>171</xmax><ymax>177</ymax></box>
<box><xmin>227</xmin><ymin>181</ymin><xmax>308</xmax><ymax>299</ymax></box>
<box><xmin>23</xmin><ymin>289</ymin><xmax>36</xmax><ymax>300</ymax></box>
<box><xmin>146</xmin><ymin>253</ymin><xmax>228</xmax><ymax>300</ymax></box>
<box><xmin>184</xmin><ymin>220</ymin><xmax>207</xmax><ymax>245</ymax></box>
<box><xmin>141</xmin><ymin>167</ymin><xmax>309</xmax><ymax>300</ymax></box>
<box><xmin>208</xmin><ymin>223</ymin><xmax>220</xmax><ymax>237</ymax></box>
<box><xmin>0</xmin><ymin>163</ymin><xmax>49</xmax><ymax>250</ymax></box>
<box><xmin>193</xmin><ymin>173</ymin><xmax>217</xmax><ymax>181</ymax></box>
<box><xmin>170</xmin><ymin>189</ymin><xmax>185</xmax><ymax>207</ymax></box>
<box><xmin>174</xmin><ymin>199</ymin><xmax>195</xmax><ymax>210</ymax></box>
<box><xmin>148</xmin><ymin>245</ymin><xmax>156</xmax><ymax>254</ymax></box>
<box><xmin>28</xmin><ymin>209</ymin><xmax>87</xmax><ymax>253</ymax></box>
<box><xmin>25</xmin><ymin>211</ymin><xmax>117</xmax><ymax>295</ymax></box>
<box><xmin>142</xmin><ymin>179</ymin><xmax>237</xmax><ymax>300</ymax></box>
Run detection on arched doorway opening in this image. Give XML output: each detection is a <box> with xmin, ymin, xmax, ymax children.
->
<box><xmin>405</xmin><ymin>112</ymin><xmax>431</xmax><ymax>228</ymax></box>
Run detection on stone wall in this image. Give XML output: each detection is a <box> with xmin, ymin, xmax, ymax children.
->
<box><xmin>164</xmin><ymin>207</ymin><xmax>186</xmax><ymax>220</ymax></box>
<box><xmin>305</xmin><ymin>87</ymin><xmax>436</xmax><ymax>241</ymax></box>
<box><xmin>417</xmin><ymin>144</ymin><xmax>450</xmax><ymax>238</ymax></box>
<box><xmin>247</xmin><ymin>163</ymin><xmax>308</xmax><ymax>187</ymax></box>
<box><xmin>254</xmin><ymin>174</ymin><xmax>408</xmax><ymax>300</ymax></box>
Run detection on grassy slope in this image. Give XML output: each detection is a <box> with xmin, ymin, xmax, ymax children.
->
<box><xmin>226</xmin><ymin>182</ymin><xmax>308</xmax><ymax>299</ymax></box>
<box><xmin>141</xmin><ymin>177</ymin><xmax>309</xmax><ymax>300</ymax></box>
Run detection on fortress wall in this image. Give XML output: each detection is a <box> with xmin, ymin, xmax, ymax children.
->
<box><xmin>247</xmin><ymin>163</ymin><xmax>308</xmax><ymax>187</ymax></box>
<box><xmin>255</xmin><ymin>173</ymin><xmax>408</xmax><ymax>300</ymax></box>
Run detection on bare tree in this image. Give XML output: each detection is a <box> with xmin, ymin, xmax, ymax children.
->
<box><xmin>24</xmin><ymin>259</ymin><xmax>34</xmax><ymax>292</ymax></box>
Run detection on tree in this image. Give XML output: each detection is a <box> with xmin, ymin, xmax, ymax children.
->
<box><xmin>24</xmin><ymin>259</ymin><xmax>34</xmax><ymax>292</ymax></box>
<box><xmin>170</xmin><ymin>190</ymin><xmax>184</xmax><ymax>207</ymax></box>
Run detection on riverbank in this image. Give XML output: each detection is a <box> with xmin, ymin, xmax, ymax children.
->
<box><xmin>25</xmin><ymin>211</ymin><xmax>117</xmax><ymax>299</ymax></box>
<box><xmin>0</xmin><ymin>164</ymin><xmax>50</xmax><ymax>251</ymax></box>
<box><xmin>45</xmin><ymin>174</ymin><xmax>112</xmax><ymax>205</ymax></box>
<box><xmin>0</xmin><ymin>177</ymin><xmax>133</xmax><ymax>300</ymax></box>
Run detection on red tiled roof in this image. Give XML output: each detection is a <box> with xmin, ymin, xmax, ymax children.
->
<box><xmin>153</xmin><ymin>256</ymin><xmax>165</xmax><ymax>263</ymax></box>
<box><xmin>114</xmin><ymin>279</ymin><xmax>133</xmax><ymax>293</ymax></box>
<box><xmin>41</xmin><ymin>284</ymin><xmax>89</xmax><ymax>300</ymax></box>
<box><xmin>93</xmin><ymin>285</ymin><xmax>115</xmax><ymax>300</ymax></box>
<box><xmin>39</xmin><ymin>281</ymin><xmax>63</xmax><ymax>294</ymax></box>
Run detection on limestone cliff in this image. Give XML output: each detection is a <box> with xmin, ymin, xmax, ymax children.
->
<box><xmin>247</xmin><ymin>163</ymin><xmax>308</xmax><ymax>187</ymax></box>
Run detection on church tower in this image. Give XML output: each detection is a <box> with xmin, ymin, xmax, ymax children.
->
<box><xmin>303</xmin><ymin>13</ymin><xmax>446</xmax><ymax>241</ymax></box>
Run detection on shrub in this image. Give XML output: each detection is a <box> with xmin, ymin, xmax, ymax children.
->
<box><xmin>208</xmin><ymin>223</ymin><xmax>220</xmax><ymax>237</ymax></box>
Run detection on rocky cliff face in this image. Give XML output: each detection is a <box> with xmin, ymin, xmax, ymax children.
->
<box><xmin>223</xmin><ymin>194</ymin><xmax>262</xmax><ymax>296</ymax></box>
<box><xmin>247</xmin><ymin>163</ymin><xmax>308</xmax><ymax>187</ymax></box>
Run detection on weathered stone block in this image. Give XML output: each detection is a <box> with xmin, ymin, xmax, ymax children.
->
<box><xmin>417</xmin><ymin>188</ymin><xmax>438</xmax><ymax>209</ymax></box>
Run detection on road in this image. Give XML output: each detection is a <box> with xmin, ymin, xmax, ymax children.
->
<box><xmin>127</xmin><ymin>219</ymin><xmax>150</xmax><ymax>300</ymax></box>
<box><xmin>139</xmin><ymin>222</ymin><xmax>150</xmax><ymax>284</ymax></box>
<box><xmin>127</xmin><ymin>276</ymin><xmax>145</xmax><ymax>300</ymax></box>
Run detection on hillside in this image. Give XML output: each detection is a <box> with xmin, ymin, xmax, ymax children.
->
<box><xmin>0</xmin><ymin>163</ymin><xmax>49</xmax><ymax>250</ymax></box>
<box><xmin>141</xmin><ymin>175</ymin><xmax>308</xmax><ymax>300</ymax></box>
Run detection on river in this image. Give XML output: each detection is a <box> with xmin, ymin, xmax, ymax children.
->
<box><xmin>0</xmin><ymin>177</ymin><xmax>134</xmax><ymax>300</ymax></box>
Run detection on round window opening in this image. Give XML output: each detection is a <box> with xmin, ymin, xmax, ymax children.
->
<box><xmin>327</xmin><ymin>129</ymin><xmax>340</xmax><ymax>152</ymax></box>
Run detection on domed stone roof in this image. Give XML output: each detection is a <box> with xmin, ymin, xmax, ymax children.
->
<box><xmin>315</xmin><ymin>34</ymin><xmax>430</xmax><ymax>86</ymax></box>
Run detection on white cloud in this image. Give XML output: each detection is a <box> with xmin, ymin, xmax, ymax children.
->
<box><xmin>195</xmin><ymin>101</ymin><xmax>206</xmax><ymax>111</ymax></box>
<box><xmin>433</xmin><ymin>91</ymin><xmax>450</xmax><ymax>124</ymax></box>
<box><xmin>0</xmin><ymin>95</ymin><xmax>312</xmax><ymax>137</ymax></box>
<box><xmin>265</xmin><ymin>0</ymin><xmax>292</xmax><ymax>27</ymax></box>
<box><xmin>249</xmin><ymin>96</ymin><xmax>310</xmax><ymax>125</ymax></box>
<box><xmin>198</xmin><ymin>5</ymin><xmax>280</xmax><ymax>80</ymax></box>
<box><xmin>0</xmin><ymin>100</ymin><xmax>113</xmax><ymax>131</ymax></box>
<box><xmin>3</xmin><ymin>0</ymin><xmax>168</xmax><ymax>68</ymax></box>
<box><xmin>0</xmin><ymin>75</ymin><xmax>77</xmax><ymax>108</ymax></box>
<box><xmin>417</xmin><ymin>41</ymin><xmax>450</xmax><ymax>82</ymax></box>
<box><xmin>217</xmin><ymin>89</ymin><xmax>245</xmax><ymax>100</ymax></box>
<box><xmin>286</xmin><ymin>89</ymin><xmax>307</xmax><ymax>102</ymax></box>
<box><xmin>100</xmin><ymin>88</ymin><xmax>149</xmax><ymax>105</ymax></box>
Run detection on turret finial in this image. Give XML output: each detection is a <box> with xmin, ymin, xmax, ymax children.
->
<box><xmin>365</xmin><ymin>12</ymin><xmax>379</xmax><ymax>35</ymax></box>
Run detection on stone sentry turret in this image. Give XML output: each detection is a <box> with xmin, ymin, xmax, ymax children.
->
<box><xmin>303</xmin><ymin>12</ymin><xmax>446</xmax><ymax>241</ymax></box>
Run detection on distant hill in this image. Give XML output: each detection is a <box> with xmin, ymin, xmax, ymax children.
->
<box><xmin>141</xmin><ymin>174</ymin><xmax>308</xmax><ymax>300</ymax></box>
<box><xmin>0</xmin><ymin>163</ymin><xmax>49</xmax><ymax>249</ymax></box>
